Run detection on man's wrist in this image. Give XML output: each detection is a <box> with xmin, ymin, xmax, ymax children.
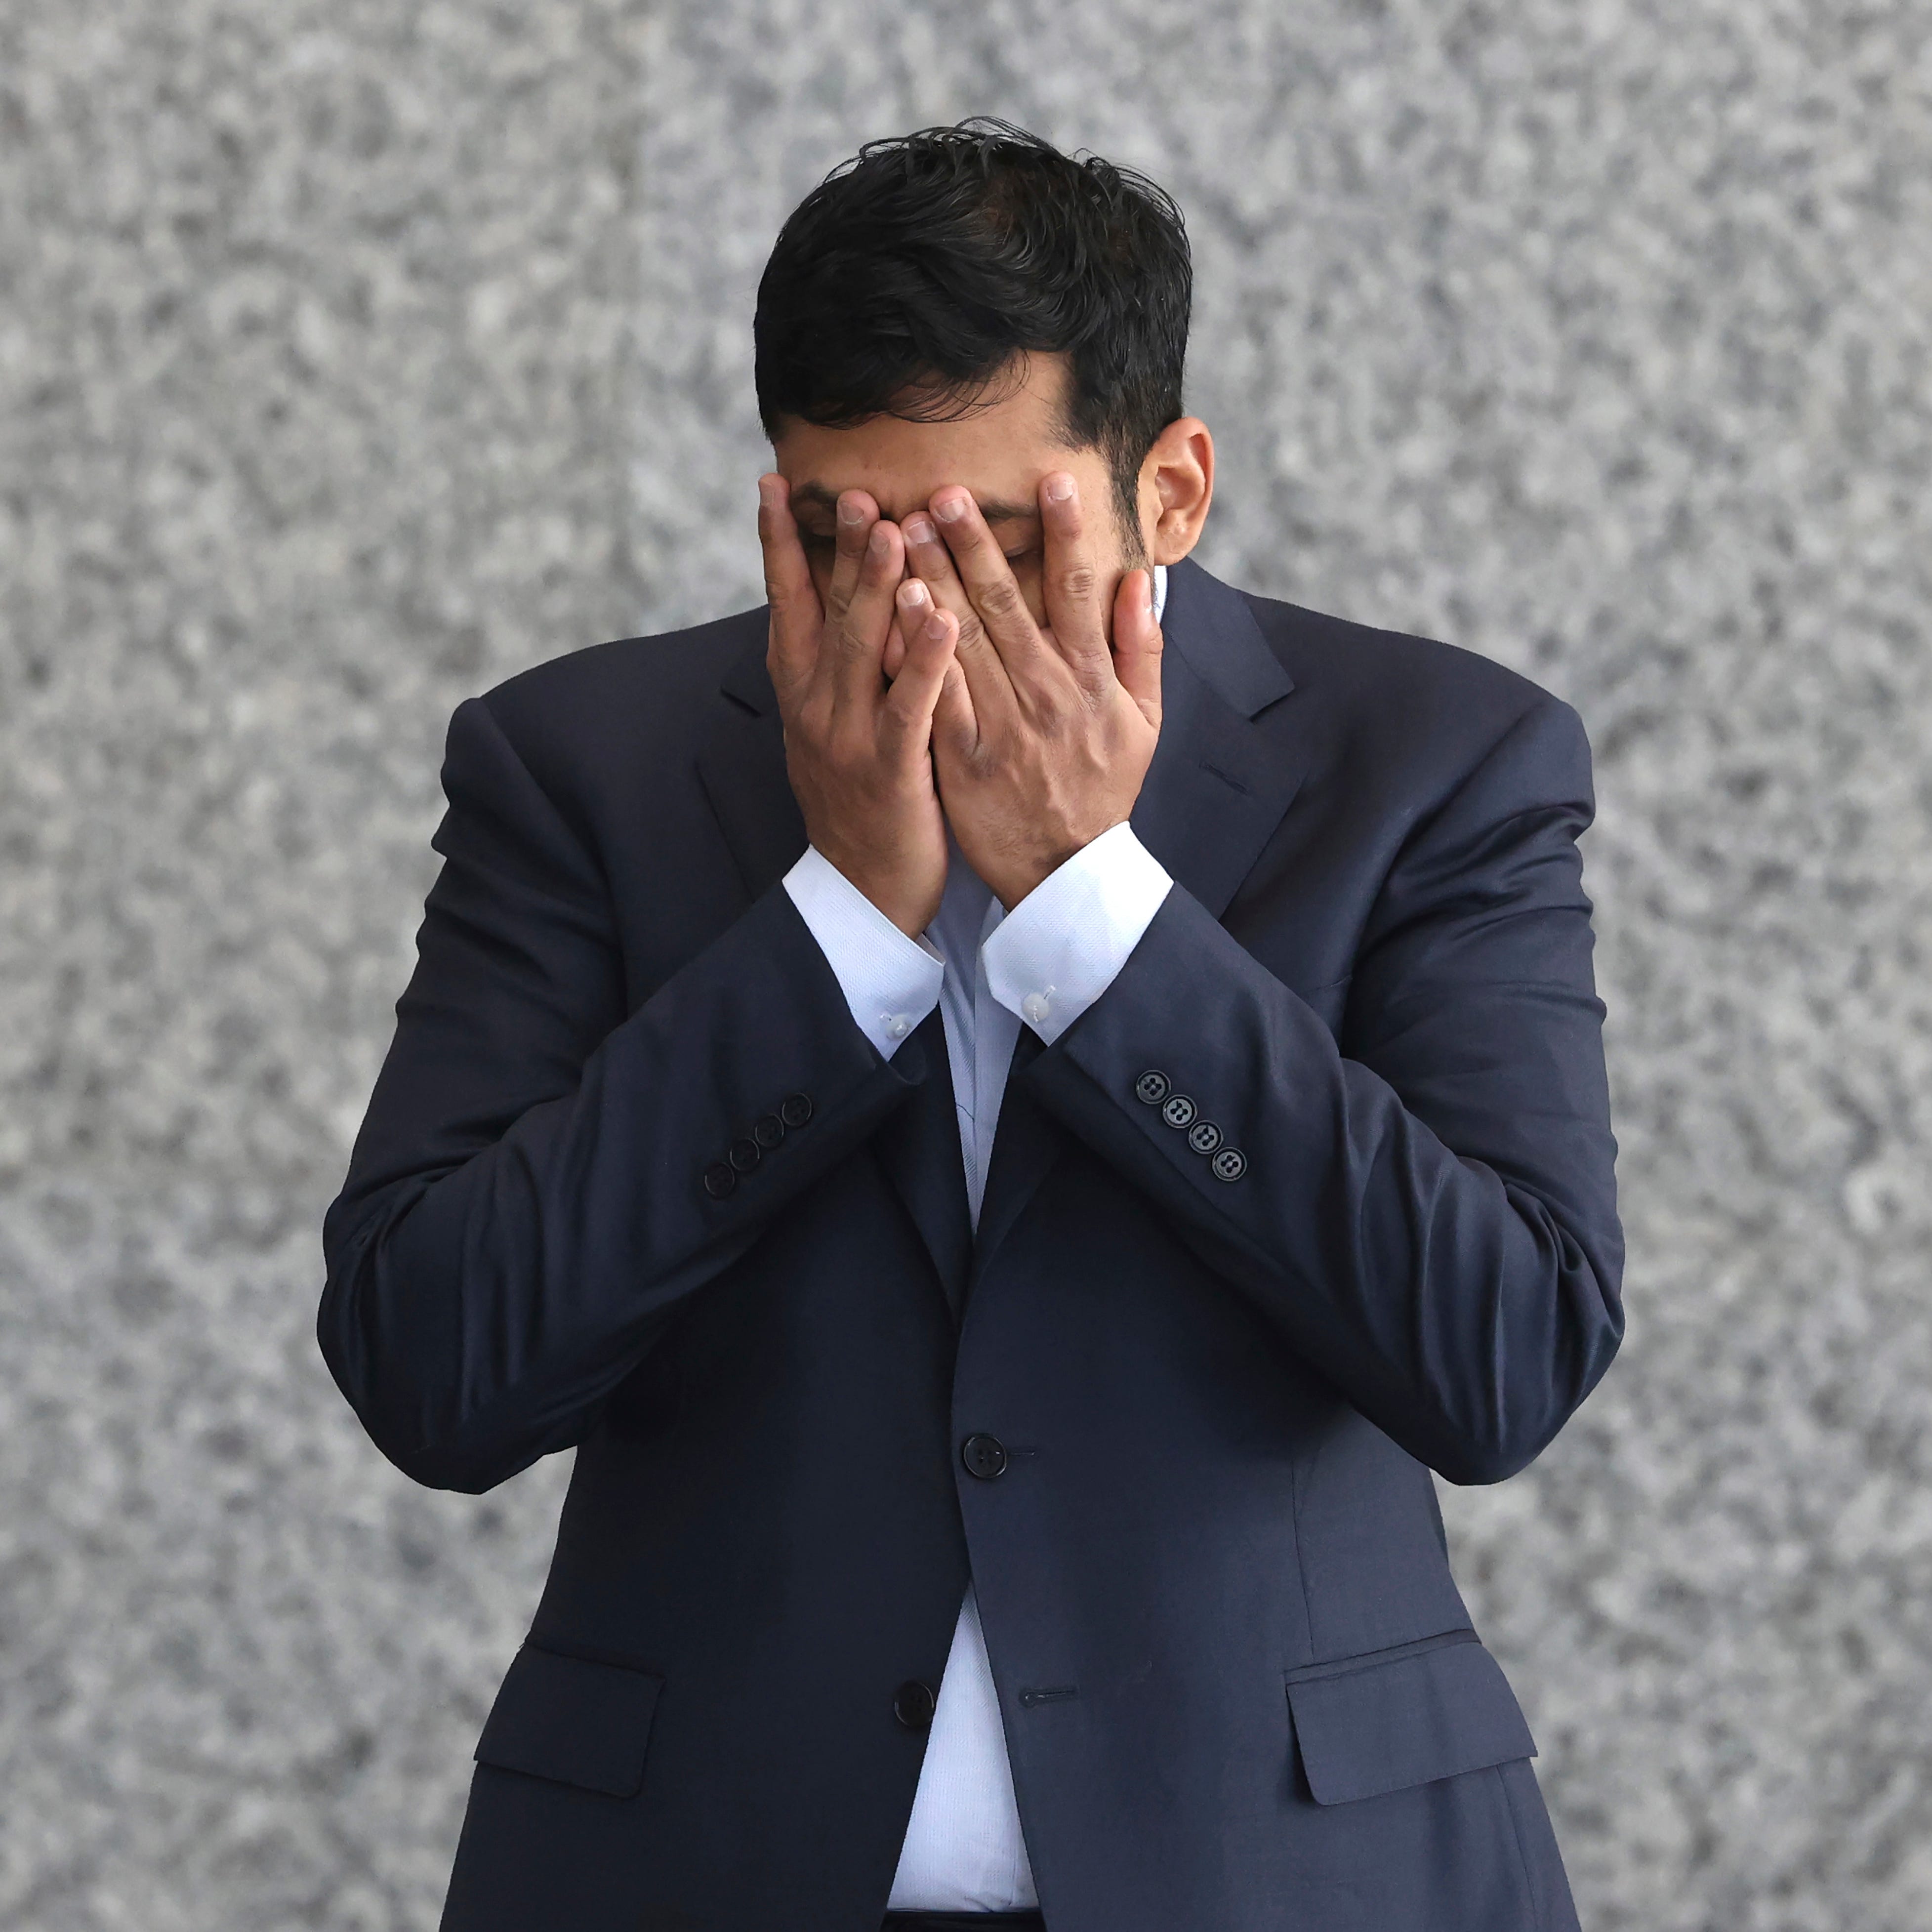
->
<box><xmin>808</xmin><ymin>836</ymin><xmax>941</xmax><ymax>937</ymax></box>
<box><xmin>982</xmin><ymin>817</ymin><xmax>1131</xmax><ymax>912</ymax></box>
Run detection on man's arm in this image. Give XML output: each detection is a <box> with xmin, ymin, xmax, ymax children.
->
<box><xmin>318</xmin><ymin>694</ymin><xmax>923</xmax><ymax>1495</ymax></box>
<box><xmin>322</xmin><ymin>478</ymin><xmax>963</xmax><ymax>1494</ymax></box>
<box><xmin>905</xmin><ymin>472</ymin><xmax>1621</xmax><ymax>1486</ymax></box>
<box><xmin>1026</xmin><ymin>693</ymin><xmax>1624</xmax><ymax>1485</ymax></box>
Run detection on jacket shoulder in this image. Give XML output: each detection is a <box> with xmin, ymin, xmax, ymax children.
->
<box><xmin>1235</xmin><ymin>588</ymin><xmax>1590</xmax><ymax>815</ymax></box>
<box><xmin>447</xmin><ymin>606</ymin><xmax>767</xmax><ymax>821</ymax></box>
<box><xmin>1244</xmin><ymin>591</ymin><xmax>1572</xmax><ymax>737</ymax></box>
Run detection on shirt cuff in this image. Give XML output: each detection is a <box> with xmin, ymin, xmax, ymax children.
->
<box><xmin>782</xmin><ymin>847</ymin><xmax>945</xmax><ymax>1061</ymax></box>
<box><xmin>981</xmin><ymin>822</ymin><xmax>1173</xmax><ymax>1046</ymax></box>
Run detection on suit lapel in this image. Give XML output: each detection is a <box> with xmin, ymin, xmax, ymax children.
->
<box><xmin>970</xmin><ymin>560</ymin><xmax>1309</xmax><ymax>1283</ymax></box>
<box><xmin>692</xmin><ymin>628</ymin><xmax>807</xmax><ymax>905</ymax></box>
<box><xmin>693</xmin><ymin>631</ymin><xmax>971</xmax><ymax>1313</ymax></box>
<box><xmin>1130</xmin><ymin>558</ymin><xmax>1305</xmax><ymax>920</ymax></box>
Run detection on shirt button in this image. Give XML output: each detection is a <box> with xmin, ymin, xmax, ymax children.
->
<box><xmin>752</xmin><ymin>1113</ymin><xmax>786</xmax><ymax>1150</ymax></box>
<box><xmin>1161</xmin><ymin>1093</ymin><xmax>1197</xmax><ymax>1129</ymax></box>
<box><xmin>881</xmin><ymin>1012</ymin><xmax>910</xmax><ymax>1042</ymax></box>
<box><xmin>961</xmin><ymin>1433</ymin><xmax>1009</xmax><ymax>1480</ymax></box>
<box><xmin>1021</xmin><ymin>986</ymin><xmax>1055</xmax><ymax>1028</ymax></box>
<box><xmin>728</xmin><ymin>1137</ymin><xmax>762</xmax><ymax>1174</ymax></box>
<box><xmin>780</xmin><ymin>1092</ymin><xmax>814</xmax><ymax>1128</ymax></box>
<box><xmin>702</xmin><ymin>1161</ymin><xmax>737</xmax><ymax>1200</ymax></box>
<box><xmin>1135</xmin><ymin>1069</ymin><xmax>1171</xmax><ymax>1105</ymax></box>
<box><xmin>893</xmin><ymin>1680</ymin><xmax>938</xmax><ymax>1729</ymax></box>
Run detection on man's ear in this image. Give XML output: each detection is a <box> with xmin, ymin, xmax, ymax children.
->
<box><xmin>1137</xmin><ymin>419</ymin><xmax>1215</xmax><ymax>566</ymax></box>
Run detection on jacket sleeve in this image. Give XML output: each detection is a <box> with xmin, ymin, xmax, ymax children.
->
<box><xmin>318</xmin><ymin>694</ymin><xmax>922</xmax><ymax>1493</ymax></box>
<box><xmin>1023</xmin><ymin>694</ymin><xmax>1625</xmax><ymax>1485</ymax></box>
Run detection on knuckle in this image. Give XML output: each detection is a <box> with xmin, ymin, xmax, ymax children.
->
<box><xmin>1060</xmin><ymin>563</ymin><xmax>1099</xmax><ymax>603</ymax></box>
<box><xmin>978</xmin><ymin>577</ymin><xmax>1023</xmax><ymax>619</ymax></box>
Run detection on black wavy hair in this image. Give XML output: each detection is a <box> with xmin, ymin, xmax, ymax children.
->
<box><xmin>754</xmin><ymin>119</ymin><xmax>1192</xmax><ymax>540</ymax></box>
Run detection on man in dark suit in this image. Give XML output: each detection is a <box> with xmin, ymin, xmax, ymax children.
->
<box><xmin>320</xmin><ymin>120</ymin><xmax>1622</xmax><ymax>1932</ymax></box>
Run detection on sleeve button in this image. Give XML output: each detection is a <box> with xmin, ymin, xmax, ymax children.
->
<box><xmin>1161</xmin><ymin>1093</ymin><xmax>1197</xmax><ymax>1129</ymax></box>
<box><xmin>1211</xmin><ymin>1147</ymin><xmax>1247</xmax><ymax>1182</ymax></box>
<box><xmin>728</xmin><ymin>1137</ymin><xmax>762</xmax><ymax>1173</ymax></box>
<box><xmin>1187</xmin><ymin>1119</ymin><xmax>1222</xmax><ymax>1154</ymax></box>
<box><xmin>752</xmin><ymin>1113</ymin><xmax>786</xmax><ymax>1150</ymax></box>
<box><xmin>1134</xmin><ymin>1070</ymin><xmax>1170</xmax><ymax>1105</ymax></box>
<box><xmin>702</xmin><ymin>1161</ymin><xmax>738</xmax><ymax>1199</ymax></box>
<box><xmin>780</xmin><ymin>1092</ymin><xmax>814</xmax><ymax>1128</ymax></box>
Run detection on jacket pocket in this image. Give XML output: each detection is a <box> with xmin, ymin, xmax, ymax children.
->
<box><xmin>1285</xmin><ymin>1630</ymin><xmax>1536</xmax><ymax>1806</ymax></box>
<box><xmin>474</xmin><ymin>1643</ymin><xmax>664</xmax><ymax>1798</ymax></box>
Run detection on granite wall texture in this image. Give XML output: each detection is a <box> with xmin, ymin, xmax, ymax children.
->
<box><xmin>4</xmin><ymin>2</ymin><xmax>1929</xmax><ymax>1928</ymax></box>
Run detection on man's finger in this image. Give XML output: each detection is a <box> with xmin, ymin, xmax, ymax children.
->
<box><xmin>1110</xmin><ymin>567</ymin><xmax>1165</xmax><ymax>728</ymax></box>
<box><xmin>825</xmin><ymin>514</ymin><xmax>904</xmax><ymax>712</ymax></box>
<box><xmin>928</xmin><ymin>488</ymin><xmax>1054</xmax><ymax>688</ymax></box>
<box><xmin>903</xmin><ymin>508</ymin><xmax>1016</xmax><ymax>725</ymax></box>
<box><xmin>824</xmin><ymin>488</ymin><xmax>878</xmax><ymax>627</ymax></box>
<box><xmin>878</xmin><ymin>600</ymin><xmax>958</xmax><ymax>764</ymax></box>
<box><xmin>1038</xmin><ymin>471</ymin><xmax>1110</xmax><ymax>691</ymax></box>
<box><xmin>932</xmin><ymin>654</ymin><xmax>979</xmax><ymax>765</ymax></box>
<box><xmin>759</xmin><ymin>474</ymin><xmax>822</xmax><ymax>702</ymax></box>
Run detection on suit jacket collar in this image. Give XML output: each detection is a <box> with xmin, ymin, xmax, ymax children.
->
<box><xmin>693</xmin><ymin>557</ymin><xmax>1308</xmax><ymax>1313</ymax></box>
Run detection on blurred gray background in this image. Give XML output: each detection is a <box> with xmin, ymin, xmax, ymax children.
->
<box><xmin>4</xmin><ymin>0</ymin><xmax>1929</xmax><ymax>1926</ymax></box>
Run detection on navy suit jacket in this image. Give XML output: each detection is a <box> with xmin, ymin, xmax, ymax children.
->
<box><xmin>320</xmin><ymin>558</ymin><xmax>1623</xmax><ymax>1932</ymax></box>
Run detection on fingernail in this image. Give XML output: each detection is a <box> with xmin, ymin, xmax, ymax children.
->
<box><xmin>925</xmin><ymin>610</ymin><xmax>949</xmax><ymax>641</ymax></box>
<box><xmin>757</xmin><ymin>477</ymin><xmax>777</xmax><ymax>509</ymax></box>
<box><xmin>933</xmin><ymin>492</ymin><xmax>967</xmax><ymax>523</ymax></box>
<box><xmin>899</xmin><ymin>579</ymin><xmax>929</xmax><ymax>609</ymax></box>
<box><xmin>867</xmin><ymin>522</ymin><xmax>892</xmax><ymax>557</ymax></box>
<box><xmin>1044</xmin><ymin>474</ymin><xmax>1075</xmax><ymax>503</ymax></box>
<box><xmin>839</xmin><ymin>496</ymin><xmax>867</xmax><ymax>526</ymax></box>
<box><xmin>903</xmin><ymin>515</ymin><xmax>935</xmax><ymax>545</ymax></box>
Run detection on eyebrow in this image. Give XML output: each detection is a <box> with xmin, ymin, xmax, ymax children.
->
<box><xmin>788</xmin><ymin>482</ymin><xmax>1043</xmax><ymax>526</ymax></box>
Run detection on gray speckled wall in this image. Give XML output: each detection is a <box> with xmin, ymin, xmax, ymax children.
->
<box><xmin>5</xmin><ymin>2</ymin><xmax>1930</xmax><ymax>1927</ymax></box>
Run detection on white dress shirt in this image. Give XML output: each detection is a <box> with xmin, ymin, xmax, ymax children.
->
<box><xmin>777</xmin><ymin>570</ymin><xmax>1174</xmax><ymax>1913</ymax></box>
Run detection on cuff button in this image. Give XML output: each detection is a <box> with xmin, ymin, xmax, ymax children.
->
<box><xmin>728</xmin><ymin>1137</ymin><xmax>762</xmax><ymax>1174</ymax></box>
<box><xmin>702</xmin><ymin>1161</ymin><xmax>738</xmax><ymax>1199</ymax></box>
<box><xmin>1161</xmin><ymin>1093</ymin><xmax>1197</xmax><ymax>1129</ymax></box>
<box><xmin>752</xmin><ymin>1113</ymin><xmax>786</xmax><ymax>1150</ymax></box>
<box><xmin>1134</xmin><ymin>1070</ymin><xmax>1171</xmax><ymax>1105</ymax></box>
<box><xmin>780</xmin><ymin>1092</ymin><xmax>814</xmax><ymax>1128</ymax></box>
<box><xmin>1210</xmin><ymin>1147</ymin><xmax>1247</xmax><ymax>1182</ymax></box>
<box><xmin>1187</xmin><ymin>1119</ymin><xmax>1222</xmax><ymax>1155</ymax></box>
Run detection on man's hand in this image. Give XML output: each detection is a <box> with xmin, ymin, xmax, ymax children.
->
<box><xmin>760</xmin><ymin>475</ymin><xmax>960</xmax><ymax>937</ymax></box>
<box><xmin>900</xmin><ymin>472</ymin><xmax>1163</xmax><ymax>909</ymax></box>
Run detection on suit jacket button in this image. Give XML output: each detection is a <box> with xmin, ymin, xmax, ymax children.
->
<box><xmin>961</xmin><ymin>1433</ymin><xmax>1008</xmax><ymax>1480</ymax></box>
<box><xmin>1187</xmin><ymin>1119</ymin><xmax>1222</xmax><ymax>1154</ymax></box>
<box><xmin>752</xmin><ymin>1113</ymin><xmax>786</xmax><ymax>1150</ymax></box>
<box><xmin>728</xmin><ymin>1137</ymin><xmax>762</xmax><ymax>1174</ymax></box>
<box><xmin>893</xmin><ymin>1680</ymin><xmax>937</xmax><ymax>1728</ymax></box>
<box><xmin>780</xmin><ymin>1092</ymin><xmax>814</xmax><ymax>1128</ymax></box>
<box><xmin>702</xmin><ymin>1161</ymin><xmax>737</xmax><ymax>1199</ymax></box>
<box><xmin>1211</xmin><ymin>1147</ymin><xmax>1248</xmax><ymax>1182</ymax></box>
<box><xmin>1161</xmin><ymin>1093</ymin><xmax>1197</xmax><ymax>1129</ymax></box>
<box><xmin>1134</xmin><ymin>1070</ymin><xmax>1170</xmax><ymax>1105</ymax></box>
